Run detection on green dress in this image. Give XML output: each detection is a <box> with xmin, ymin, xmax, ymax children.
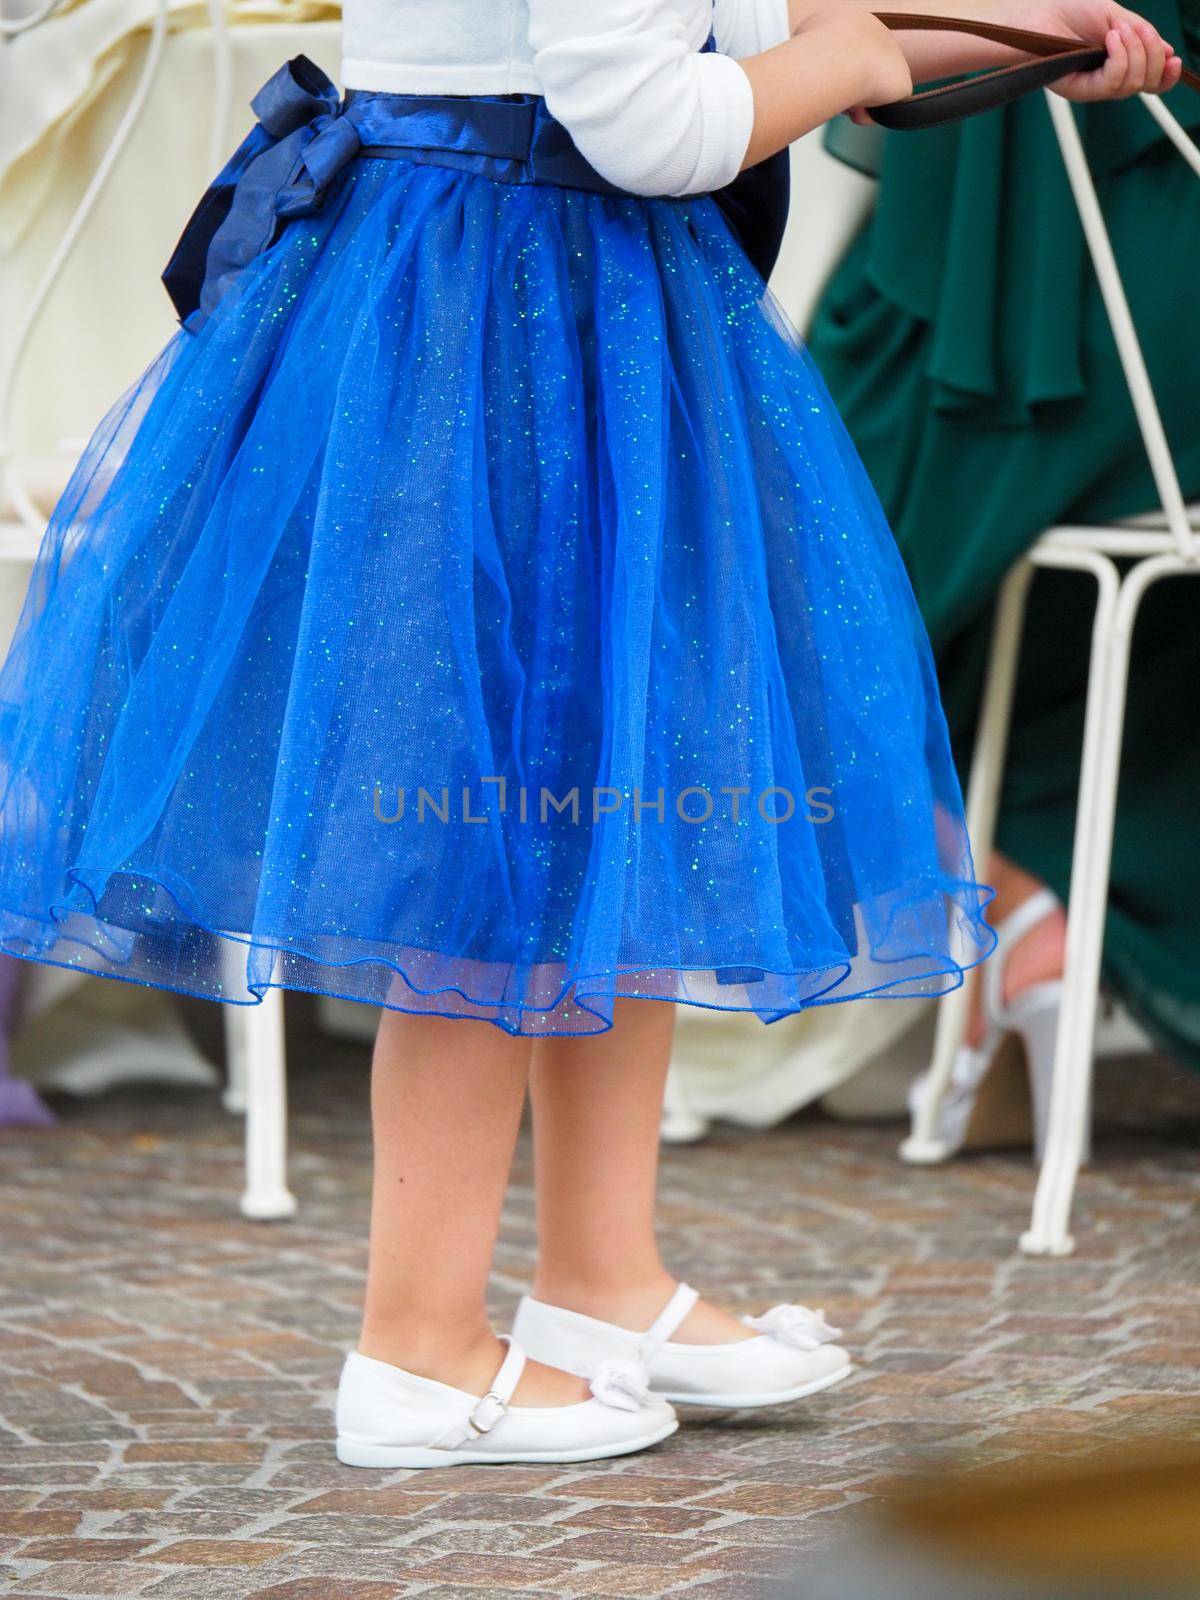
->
<box><xmin>807</xmin><ymin>5</ymin><xmax>1200</xmax><ymax>1066</ymax></box>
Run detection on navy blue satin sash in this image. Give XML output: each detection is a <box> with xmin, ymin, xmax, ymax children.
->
<box><xmin>701</xmin><ymin>35</ymin><xmax>791</xmax><ymax>288</ymax></box>
<box><xmin>163</xmin><ymin>52</ymin><xmax>790</xmax><ymax>331</ymax></box>
<box><xmin>715</xmin><ymin>147</ymin><xmax>791</xmax><ymax>288</ymax></box>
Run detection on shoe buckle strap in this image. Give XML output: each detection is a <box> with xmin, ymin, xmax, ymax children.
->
<box><xmin>426</xmin><ymin>1336</ymin><xmax>526</xmax><ymax>1452</ymax></box>
<box><xmin>637</xmin><ymin>1282</ymin><xmax>700</xmax><ymax>1359</ymax></box>
<box><xmin>467</xmin><ymin>1390</ymin><xmax>508</xmax><ymax>1435</ymax></box>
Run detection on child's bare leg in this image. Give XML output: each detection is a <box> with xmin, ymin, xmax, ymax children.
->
<box><xmin>529</xmin><ymin>997</ymin><xmax>753</xmax><ymax>1343</ymax></box>
<box><xmin>360</xmin><ymin>1009</ymin><xmax>587</xmax><ymax>1403</ymax></box>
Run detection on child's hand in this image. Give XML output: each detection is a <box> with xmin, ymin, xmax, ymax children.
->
<box><xmin>1017</xmin><ymin>0</ymin><xmax>1183</xmax><ymax>98</ymax></box>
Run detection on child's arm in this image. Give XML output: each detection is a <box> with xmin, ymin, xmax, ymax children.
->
<box><xmin>530</xmin><ymin>0</ymin><xmax>915</xmax><ymax>194</ymax></box>
<box><xmin>738</xmin><ymin>11</ymin><xmax>913</xmax><ymax>166</ymax></box>
<box><xmin>784</xmin><ymin>0</ymin><xmax>1181</xmax><ymax>102</ymax></box>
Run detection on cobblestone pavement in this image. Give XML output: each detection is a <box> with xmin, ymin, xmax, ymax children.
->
<box><xmin>1</xmin><ymin>998</ymin><xmax>1198</xmax><ymax>1600</ymax></box>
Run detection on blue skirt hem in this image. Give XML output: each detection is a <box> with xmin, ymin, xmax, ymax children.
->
<box><xmin>0</xmin><ymin>864</ymin><xmax>995</xmax><ymax>1038</ymax></box>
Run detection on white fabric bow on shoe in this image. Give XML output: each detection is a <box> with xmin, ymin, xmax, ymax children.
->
<box><xmin>741</xmin><ymin>1303</ymin><xmax>842</xmax><ymax>1351</ymax></box>
<box><xmin>590</xmin><ymin>1353</ymin><xmax>653</xmax><ymax>1412</ymax></box>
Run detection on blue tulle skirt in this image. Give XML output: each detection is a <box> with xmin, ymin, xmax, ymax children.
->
<box><xmin>0</xmin><ymin>150</ymin><xmax>993</xmax><ymax>1033</ymax></box>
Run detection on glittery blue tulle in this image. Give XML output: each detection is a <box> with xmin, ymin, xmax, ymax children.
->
<box><xmin>0</xmin><ymin>156</ymin><xmax>993</xmax><ymax>1034</ymax></box>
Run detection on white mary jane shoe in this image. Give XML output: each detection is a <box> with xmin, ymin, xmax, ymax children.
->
<box><xmin>335</xmin><ymin>1335</ymin><xmax>678</xmax><ymax>1469</ymax></box>
<box><xmin>513</xmin><ymin>1283</ymin><xmax>852</xmax><ymax>1410</ymax></box>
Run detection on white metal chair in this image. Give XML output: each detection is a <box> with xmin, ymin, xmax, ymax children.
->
<box><xmin>1</xmin><ymin>0</ymin><xmax>294</xmax><ymax>1219</ymax></box>
<box><xmin>902</xmin><ymin>90</ymin><xmax>1200</xmax><ymax>1255</ymax></box>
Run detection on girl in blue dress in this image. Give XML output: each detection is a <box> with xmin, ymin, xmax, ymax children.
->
<box><xmin>0</xmin><ymin>0</ymin><xmax>1178</xmax><ymax>1466</ymax></box>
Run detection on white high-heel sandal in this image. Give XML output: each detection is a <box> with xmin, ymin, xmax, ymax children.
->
<box><xmin>513</xmin><ymin>1283</ymin><xmax>852</xmax><ymax>1410</ymax></box>
<box><xmin>909</xmin><ymin>887</ymin><xmax>1077</xmax><ymax>1161</ymax></box>
<box><xmin>335</xmin><ymin>1336</ymin><xmax>678</xmax><ymax>1468</ymax></box>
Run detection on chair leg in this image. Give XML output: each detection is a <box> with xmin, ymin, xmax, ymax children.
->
<box><xmin>237</xmin><ymin>986</ymin><xmax>296</xmax><ymax>1221</ymax></box>
<box><xmin>218</xmin><ymin>939</ymin><xmax>296</xmax><ymax>1221</ymax></box>
<box><xmin>220</xmin><ymin>938</ymin><xmax>250</xmax><ymax>1112</ymax></box>
<box><xmin>221</xmin><ymin>1003</ymin><xmax>249</xmax><ymax>1115</ymax></box>
<box><xmin>1020</xmin><ymin>551</ymin><xmax>1129</xmax><ymax>1256</ymax></box>
<box><xmin>902</xmin><ymin>558</ymin><xmax>1033</xmax><ymax>1163</ymax></box>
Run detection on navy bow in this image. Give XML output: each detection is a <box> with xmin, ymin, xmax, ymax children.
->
<box><xmin>163</xmin><ymin>57</ymin><xmax>360</xmax><ymax>329</ymax></box>
<box><xmin>163</xmin><ymin>47</ymin><xmax>794</xmax><ymax>331</ymax></box>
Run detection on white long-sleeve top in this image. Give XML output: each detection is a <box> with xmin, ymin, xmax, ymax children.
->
<box><xmin>341</xmin><ymin>0</ymin><xmax>791</xmax><ymax>197</ymax></box>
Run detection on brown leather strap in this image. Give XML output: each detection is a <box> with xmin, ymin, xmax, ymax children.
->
<box><xmin>868</xmin><ymin>12</ymin><xmax>1200</xmax><ymax>129</ymax></box>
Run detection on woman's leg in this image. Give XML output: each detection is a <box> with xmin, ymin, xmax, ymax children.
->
<box><xmin>360</xmin><ymin>1008</ymin><xmax>587</xmax><ymax>1402</ymax></box>
<box><xmin>967</xmin><ymin>850</ymin><xmax>1068</xmax><ymax>1045</ymax></box>
<box><xmin>529</xmin><ymin>997</ymin><xmax>752</xmax><ymax>1342</ymax></box>
<box><xmin>987</xmin><ymin>851</ymin><xmax>1068</xmax><ymax>981</ymax></box>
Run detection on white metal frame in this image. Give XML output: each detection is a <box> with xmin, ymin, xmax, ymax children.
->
<box><xmin>903</xmin><ymin>91</ymin><xmax>1200</xmax><ymax>1255</ymax></box>
<box><xmin>219</xmin><ymin>948</ymin><xmax>296</xmax><ymax>1220</ymax></box>
<box><xmin>1</xmin><ymin>0</ymin><xmax>69</xmax><ymax>36</ymax></box>
<box><xmin>1</xmin><ymin>0</ymin><xmax>292</xmax><ymax>1219</ymax></box>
